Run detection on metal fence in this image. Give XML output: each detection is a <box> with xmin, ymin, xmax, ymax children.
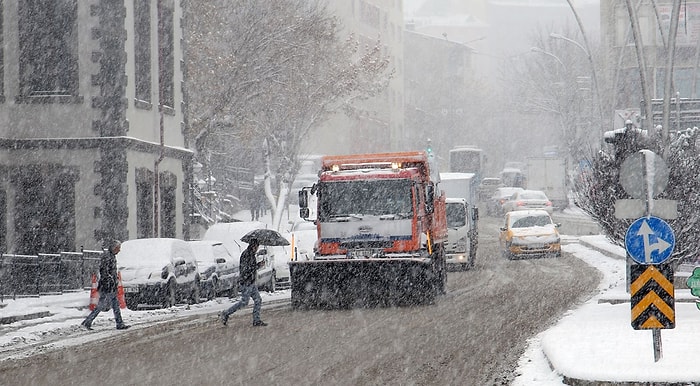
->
<box><xmin>0</xmin><ymin>249</ymin><xmax>103</xmax><ymax>299</ymax></box>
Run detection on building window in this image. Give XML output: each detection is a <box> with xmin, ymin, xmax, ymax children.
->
<box><xmin>160</xmin><ymin>172</ymin><xmax>176</xmax><ymax>238</ymax></box>
<box><xmin>656</xmin><ymin>67</ymin><xmax>700</xmax><ymax>98</ymax></box>
<box><xmin>18</xmin><ymin>0</ymin><xmax>78</xmax><ymax>98</ymax></box>
<box><xmin>158</xmin><ymin>0</ymin><xmax>174</xmax><ymax>109</ymax></box>
<box><xmin>13</xmin><ymin>165</ymin><xmax>77</xmax><ymax>255</ymax></box>
<box><xmin>134</xmin><ymin>0</ymin><xmax>152</xmax><ymax>105</ymax></box>
<box><xmin>136</xmin><ymin>168</ymin><xmax>153</xmax><ymax>238</ymax></box>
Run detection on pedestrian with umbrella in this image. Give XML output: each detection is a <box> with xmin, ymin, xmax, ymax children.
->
<box><xmin>220</xmin><ymin>229</ymin><xmax>289</xmax><ymax>327</ymax></box>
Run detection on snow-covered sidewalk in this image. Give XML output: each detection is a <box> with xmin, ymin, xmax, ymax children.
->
<box><xmin>514</xmin><ymin>235</ymin><xmax>700</xmax><ymax>385</ymax></box>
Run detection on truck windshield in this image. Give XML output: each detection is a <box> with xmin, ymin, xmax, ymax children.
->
<box><xmin>317</xmin><ymin>179</ymin><xmax>413</xmax><ymax>220</ymax></box>
<box><xmin>446</xmin><ymin>203</ymin><xmax>466</xmax><ymax>227</ymax></box>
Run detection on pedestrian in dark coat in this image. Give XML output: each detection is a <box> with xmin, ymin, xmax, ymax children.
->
<box><xmin>220</xmin><ymin>238</ymin><xmax>267</xmax><ymax>326</ymax></box>
<box><xmin>81</xmin><ymin>240</ymin><xmax>130</xmax><ymax>330</ymax></box>
<box><xmin>249</xmin><ymin>185</ymin><xmax>261</xmax><ymax>221</ymax></box>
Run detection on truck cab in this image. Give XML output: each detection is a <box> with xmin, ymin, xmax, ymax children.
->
<box><xmin>444</xmin><ymin>198</ymin><xmax>478</xmax><ymax>270</ymax></box>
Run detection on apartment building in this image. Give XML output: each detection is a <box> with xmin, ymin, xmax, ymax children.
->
<box><xmin>310</xmin><ymin>0</ymin><xmax>406</xmax><ymax>153</ymax></box>
<box><xmin>0</xmin><ymin>0</ymin><xmax>191</xmax><ymax>254</ymax></box>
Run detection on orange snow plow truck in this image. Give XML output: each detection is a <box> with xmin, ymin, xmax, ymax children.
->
<box><xmin>292</xmin><ymin>151</ymin><xmax>448</xmax><ymax>309</ymax></box>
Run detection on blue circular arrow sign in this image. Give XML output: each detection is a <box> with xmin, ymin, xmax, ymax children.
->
<box><xmin>625</xmin><ymin>216</ymin><xmax>675</xmax><ymax>264</ymax></box>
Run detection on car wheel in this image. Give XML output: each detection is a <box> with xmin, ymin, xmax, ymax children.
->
<box><xmin>267</xmin><ymin>271</ymin><xmax>277</xmax><ymax>293</ymax></box>
<box><xmin>125</xmin><ymin>295</ymin><xmax>139</xmax><ymax>311</ymax></box>
<box><xmin>208</xmin><ymin>277</ymin><xmax>218</xmax><ymax>300</ymax></box>
<box><xmin>230</xmin><ymin>281</ymin><xmax>240</xmax><ymax>298</ymax></box>
<box><xmin>190</xmin><ymin>277</ymin><xmax>200</xmax><ymax>304</ymax></box>
<box><xmin>164</xmin><ymin>279</ymin><xmax>176</xmax><ymax>308</ymax></box>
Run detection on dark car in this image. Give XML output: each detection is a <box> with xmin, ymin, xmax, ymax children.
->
<box><xmin>119</xmin><ymin>238</ymin><xmax>201</xmax><ymax>310</ymax></box>
<box><xmin>487</xmin><ymin>187</ymin><xmax>524</xmax><ymax>216</ymax></box>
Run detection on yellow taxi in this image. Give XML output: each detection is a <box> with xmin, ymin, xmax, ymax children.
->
<box><xmin>499</xmin><ymin>209</ymin><xmax>561</xmax><ymax>259</ymax></box>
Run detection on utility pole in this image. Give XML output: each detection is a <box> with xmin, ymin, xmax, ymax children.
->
<box><xmin>623</xmin><ymin>0</ymin><xmax>654</xmax><ymax>134</ymax></box>
<box><xmin>661</xmin><ymin>0</ymin><xmax>682</xmax><ymax>159</ymax></box>
<box><xmin>561</xmin><ymin>0</ymin><xmax>607</xmax><ymax>142</ymax></box>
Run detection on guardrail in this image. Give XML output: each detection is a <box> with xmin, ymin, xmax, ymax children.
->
<box><xmin>0</xmin><ymin>249</ymin><xmax>103</xmax><ymax>300</ymax></box>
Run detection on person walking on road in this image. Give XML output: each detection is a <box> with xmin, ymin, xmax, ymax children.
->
<box><xmin>220</xmin><ymin>238</ymin><xmax>267</xmax><ymax>327</ymax></box>
<box><xmin>249</xmin><ymin>183</ymin><xmax>264</xmax><ymax>221</ymax></box>
<box><xmin>81</xmin><ymin>240</ymin><xmax>130</xmax><ymax>331</ymax></box>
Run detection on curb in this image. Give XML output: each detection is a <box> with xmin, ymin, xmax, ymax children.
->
<box><xmin>0</xmin><ymin>311</ymin><xmax>51</xmax><ymax>325</ymax></box>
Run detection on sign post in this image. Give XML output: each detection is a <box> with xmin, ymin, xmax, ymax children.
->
<box><xmin>615</xmin><ymin>150</ymin><xmax>676</xmax><ymax>362</ymax></box>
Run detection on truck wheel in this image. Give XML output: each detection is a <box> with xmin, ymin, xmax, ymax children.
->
<box><xmin>432</xmin><ymin>245</ymin><xmax>446</xmax><ymax>296</ymax></box>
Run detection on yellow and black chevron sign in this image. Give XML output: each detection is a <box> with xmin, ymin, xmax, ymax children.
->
<box><xmin>630</xmin><ymin>263</ymin><xmax>675</xmax><ymax>330</ymax></box>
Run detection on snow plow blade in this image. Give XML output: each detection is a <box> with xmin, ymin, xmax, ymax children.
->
<box><xmin>289</xmin><ymin>259</ymin><xmax>440</xmax><ymax>310</ymax></box>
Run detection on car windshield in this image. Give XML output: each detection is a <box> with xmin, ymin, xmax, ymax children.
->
<box><xmin>317</xmin><ymin>179</ymin><xmax>413</xmax><ymax>220</ymax></box>
<box><xmin>520</xmin><ymin>191</ymin><xmax>548</xmax><ymax>200</ymax></box>
<box><xmin>496</xmin><ymin>188</ymin><xmax>522</xmax><ymax>199</ymax></box>
<box><xmin>446</xmin><ymin>203</ymin><xmax>466</xmax><ymax>227</ymax></box>
<box><xmin>511</xmin><ymin>215</ymin><xmax>552</xmax><ymax>228</ymax></box>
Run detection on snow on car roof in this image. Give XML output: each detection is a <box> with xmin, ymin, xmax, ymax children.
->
<box><xmin>507</xmin><ymin>209</ymin><xmax>551</xmax><ymax>220</ymax></box>
<box><xmin>118</xmin><ymin>238</ymin><xmax>189</xmax><ymax>266</ymax></box>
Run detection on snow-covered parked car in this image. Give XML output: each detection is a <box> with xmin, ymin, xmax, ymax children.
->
<box><xmin>188</xmin><ymin>240</ymin><xmax>239</xmax><ymax>300</ymax></box>
<box><xmin>118</xmin><ymin>238</ymin><xmax>201</xmax><ymax>310</ymax></box>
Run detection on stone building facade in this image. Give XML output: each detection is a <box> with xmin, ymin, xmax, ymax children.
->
<box><xmin>0</xmin><ymin>0</ymin><xmax>192</xmax><ymax>254</ymax></box>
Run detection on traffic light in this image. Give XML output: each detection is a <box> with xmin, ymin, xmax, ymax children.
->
<box><xmin>604</xmin><ymin>124</ymin><xmax>648</xmax><ymax>162</ymax></box>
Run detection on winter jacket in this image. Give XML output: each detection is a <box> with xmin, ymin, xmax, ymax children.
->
<box><xmin>97</xmin><ymin>250</ymin><xmax>119</xmax><ymax>293</ymax></box>
<box><xmin>239</xmin><ymin>245</ymin><xmax>259</xmax><ymax>286</ymax></box>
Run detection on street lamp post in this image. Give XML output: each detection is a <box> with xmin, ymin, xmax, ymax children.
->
<box><xmin>191</xmin><ymin>161</ymin><xmax>203</xmax><ymax>226</ymax></box>
<box><xmin>549</xmin><ymin>32</ymin><xmax>605</xmax><ymax>143</ymax></box>
<box><xmin>205</xmin><ymin>175</ymin><xmax>216</xmax><ymax>222</ymax></box>
<box><xmin>530</xmin><ymin>47</ymin><xmax>566</xmax><ymax>68</ymax></box>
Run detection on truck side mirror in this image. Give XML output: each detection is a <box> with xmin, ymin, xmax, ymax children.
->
<box><xmin>472</xmin><ymin>207</ymin><xmax>479</xmax><ymax>221</ymax></box>
<box><xmin>425</xmin><ymin>184</ymin><xmax>435</xmax><ymax>214</ymax></box>
<box><xmin>298</xmin><ymin>189</ymin><xmax>308</xmax><ymax>208</ymax></box>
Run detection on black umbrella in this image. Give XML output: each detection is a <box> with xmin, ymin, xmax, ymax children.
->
<box><xmin>241</xmin><ymin>228</ymin><xmax>290</xmax><ymax>246</ymax></box>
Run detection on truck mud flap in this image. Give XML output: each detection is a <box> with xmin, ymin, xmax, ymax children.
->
<box><xmin>290</xmin><ymin>259</ymin><xmax>440</xmax><ymax>310</ymax></box>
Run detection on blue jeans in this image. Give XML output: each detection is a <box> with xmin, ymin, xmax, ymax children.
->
<box><xmin>222</xmin><ymin>283</ymin><xmax>262</xmax><ymax>322</ymax></box>
<box><xmin>83</xmin><ymin>291</ymin><xmax>124</xmax><ymax>327</ymax></box>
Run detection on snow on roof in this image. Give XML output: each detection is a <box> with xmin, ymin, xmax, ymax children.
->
<box><xmin>439</xmin><ymin>172</ymin><xmax>476</xmax><ymax>180</ymax></box>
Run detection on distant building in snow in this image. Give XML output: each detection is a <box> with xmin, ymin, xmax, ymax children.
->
<box><xmin>306</xmin><ymin>0</ymin><xmax>406</xmax><ymax>154</ymax></box>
